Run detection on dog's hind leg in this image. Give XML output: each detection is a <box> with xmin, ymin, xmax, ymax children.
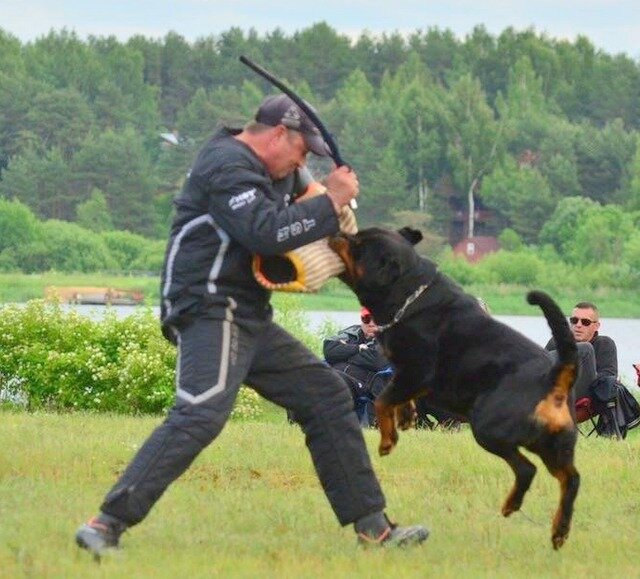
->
<box><xmin>499</xmin><ymin>449</ymin><xmax>538</xmax><ymax>517</ymax></box>
<box><xmin>474</xmin><ymin>432</ymin><xmax>538</xmax><ymax>517</ymax></box>
<box><xmin>539</xmin><ymin>448</ymin><xmax>580</xmax><ymax>550</ymax></box>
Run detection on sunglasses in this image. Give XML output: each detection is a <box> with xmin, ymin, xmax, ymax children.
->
<box><xmin>361</xmin><ymin>314</ymin><xmax>373</xmax><ymax>324</ymax></box>
<box><xmin>569</xmin><ymin>317</ymin><xmax>597</xmax><ymax>327</ymax></box>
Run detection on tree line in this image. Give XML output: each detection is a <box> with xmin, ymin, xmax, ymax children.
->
<box><xmin>0</xmin><ymin>22</ymin><xmax>638</xmax><ymax>281</ymax></box>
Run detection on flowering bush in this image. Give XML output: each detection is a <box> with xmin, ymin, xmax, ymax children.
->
<box><xmin>0</xmin><ymin>300</ymin><xmax>261</xmax><ymax>419</ymax></box>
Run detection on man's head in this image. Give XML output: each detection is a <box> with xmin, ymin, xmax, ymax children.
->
<box><xmin>237</xmin><ymin>94</ymin><xmax>329</xmax><ymax>180</ymax></box>
<box><xmin>569</xmin><ymin>301</ymin><xmax>600</xmax><ymax>342</ymax></box>
<box><xmin>360</xmin><ymin>306</ymin><xmax>378</xmax><ymax>339</ymax></box>
<box><xmin>255</xmin><ymin>94</ymin><xmax>329</xmax><ymax>158</ymax></box>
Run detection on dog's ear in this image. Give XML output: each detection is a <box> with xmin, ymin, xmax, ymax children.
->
<box><xmin>397</xmin><ymin>227</ymin><xmax>423</xmax><ymax>246</ymax></box>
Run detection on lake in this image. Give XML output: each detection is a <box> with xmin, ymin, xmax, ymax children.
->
<box><xmin>64</xmin><ymin>305</ymin><xmax>640</xmax><ymax>388</ymax></box>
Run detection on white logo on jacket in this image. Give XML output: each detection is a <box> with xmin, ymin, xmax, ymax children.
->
<box><xmin>276</xmin><ymin>218</ymin><xmax>316</xmax><ymax>243</ymax></box>
<box><xmin>229</xmin><ymin>189</ymin><xmax>257</xmax><ymax>210</ymax></box>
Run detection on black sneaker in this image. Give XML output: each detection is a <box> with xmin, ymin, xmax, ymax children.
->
<box><xmin>357</xmin><ymin>521</ymin><xmax>429</xmax><ymax>547</ymax></box>
<box><xmin>75</xmin><ymin>516</ymin><xmax>124</xmax><ymax>559</ymax></box>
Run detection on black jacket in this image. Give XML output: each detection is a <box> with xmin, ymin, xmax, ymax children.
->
<box><xmin>323</xmin><ymin>325</ymin><xmax>389</xmax><ymax>375</ymax></box>
<box><xmin>160</xmin><ymin>127</ymin><xmax>339</xmax><ymax>329</ymax></box>
<box><xmin>546</xmin><ymin>332</ymin><xmax>618</xmax><ymax>378</ymax></box>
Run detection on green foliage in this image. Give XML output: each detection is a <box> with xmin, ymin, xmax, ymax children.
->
<box><xmin>622</xmin><ymin>231</ymin><xmax>640</xmax><ymax>288</ymax></box>
<box><xmin>565</xmin><ymin>204</ymin><xmax>635</xmax><ymax>266</ymax></box>
<box><xmin>129</xmin><ymin>239</ymin><xmax>166</xmax><ymax>273</ymax></box>
<box><xmin>14</xmin><ymin>219</ymin><xmax>117</xmax><ymax>273</ymax></box>
<box><xmin>2</xmin><ymin>24</ymin><xmax>640</xmax><ymax>277</ymax></box>
<box><xmin>0</xmin><ymin>294</ymin><xmax>332</xmax><ymax>417</ymax></box>
<box><xmin>539</xmin><ymin>196</ymin><xmax>598</xmax><ymax>257</ymax></box>
<box><xmin>0</xmin><ymin>147</ymin><xmax>72</xmax><ymax>220</ymax></box>
<box><xmin>478</xmin><ymin>250</ymin><xmax>544</xmax><ymax>285</ymax></box>
<box><xmin>438</xmin><ymin>252</ymin><xmax>486</xmax><ymax>285</ymax></box>
<box><xmin>574</xmin><ymin>119</ymin><xmax>636</xmax><ymax>204</ymax></box>
<box><xmin>0</xmin><ymin>197</ymin><xmax>41</xmax><ymax>255</ymax></box>
<box><xmin>497</xmin><ymin>228</ymin><xmax>523</xmax><ymax>251</ymax></box>
<box><xmin>71</xmin><ymin>128</ymin><xmax>160</xmax><ymax>236</ymax></box>
<box><xmin>101</xmin><ymin>229</ymin><xmax>150</xmax><ymax>271</ymax></box>
<box><xmin>0</xmin><ymin>300</ymin><xmax>260</xmax><ymax>419</ymax></box>
<box><xmin>481</xmin><ymin>157</ymin><xmax>555</xmax><ymax>243</ymax></box>
<box><xmin>76</xmin><ymin>188</ymin><xmax>113</xmax><ymax>232</ymax></box>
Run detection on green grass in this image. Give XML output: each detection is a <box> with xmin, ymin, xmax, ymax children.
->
<box><xmin>0</xmin><ymin>272</ymin><xmax>160</xmax><ymax>305</ymax></box>
<box><xmin>3</xmin><ymin>273</ymin><xmax>640</xmax><ymax>317</ymax></box>
<box><xmin>1</xmin><ymin>409</ymin><xmax>638</xmax><ymax>577</ymax></box>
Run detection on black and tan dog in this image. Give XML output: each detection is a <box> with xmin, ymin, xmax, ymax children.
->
<box><xmin>329</xmin><ymin>226</ymin><xmax>580</xmax><ymax>549</ymax></box>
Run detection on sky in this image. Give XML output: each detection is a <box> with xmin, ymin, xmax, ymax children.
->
<box><xmin>2</xmin><ymin>0</ymin><xmax>639</xmax><ymax>59</ymax></box>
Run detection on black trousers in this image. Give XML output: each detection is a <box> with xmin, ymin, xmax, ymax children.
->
<box><xmin>100</xmin><ymin>307</ymin><xmax>386</xmax><ymax>527</ymax></box>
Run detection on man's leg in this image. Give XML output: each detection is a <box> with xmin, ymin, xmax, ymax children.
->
<box><xmin>77</xmin><ymin>311</ymin><xmax>256</xmax><ymax>554</ymax></box>
<box><xmin>246</xmin><ymin>321</ymin><xmax>428</xmax><ymax>545</ymax></box>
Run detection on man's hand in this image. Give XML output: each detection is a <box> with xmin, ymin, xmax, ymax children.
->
<box><xmin>324</xmin><ymin>166</ymin><xmax>359</xmax><ymax>214</ymax></box>
<box><xmin>358</xmin><ymin>343</ymin><xmax>369</xmax><ymax>352</ymax></box>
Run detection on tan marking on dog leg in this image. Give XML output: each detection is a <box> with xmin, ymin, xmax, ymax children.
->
<box><xmin>550</xmin><ymin>467</ymin><xmax>578</xmax><ymax>550</ymax></box>
<box><xmin>395</xmin><ymin>400</ymin><xmax>417</xmax><ymax>431</ymax></box>
<box><xmin>375</xmin><ymin>400</ymin><xmax>398</xmax><ymax>456</ymax></box>
<box><xmin>534</xmin><ymin>365</ymin><xmax>576</xmax><ymax>433</ymax></box>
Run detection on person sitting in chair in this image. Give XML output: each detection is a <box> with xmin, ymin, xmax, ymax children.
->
<box><xmin>545</xmin><ymin>301</ymin><xmax>618</xmax><ymax>420</ymax></box>
<box><xmin>323</xmin><ymin>307</ymin><xmax>390</xmax><ymax>426</ymax></box>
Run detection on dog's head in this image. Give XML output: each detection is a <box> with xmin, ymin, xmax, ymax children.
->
<box><xmin>329</xmin><ymin>226</ymin><xmax>423</xmax><ymax>300</ymax></box>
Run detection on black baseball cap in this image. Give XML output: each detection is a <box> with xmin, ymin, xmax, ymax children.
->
<box><xmin>255</xmin><ymin>94</ymin><xmax>330</xmax><ymax>157</ymax></box>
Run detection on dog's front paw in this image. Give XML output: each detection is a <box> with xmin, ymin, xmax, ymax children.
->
<box><xmin>378</xmin><ymin>429</ymin><xmax>399</xmax><ymax>456</ymax></box>
<box><xmin>375</xmin><ymin>399</ymin><xmax>399</xmax><ymax>456</ymax></box>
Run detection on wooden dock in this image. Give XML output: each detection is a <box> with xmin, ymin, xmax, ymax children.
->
<box><xmin>45</xmin><ymin>286</ymin><xmax>144</xmax><ymax>306</ymax></box>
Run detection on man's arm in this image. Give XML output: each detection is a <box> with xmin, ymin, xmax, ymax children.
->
<box><xmin>594</xmin><ymin>336</ymin><xmax>618</xmax><ymax>378</ymax></box>
<box><xmin>323</xmin><ymin>329</ymin><xmax>360</xmax><ymax>364</ymax></box>
<box><xmin>208</xmin><ymin>164</ymin><xmax>339</xmax><ymax>255</ymax></box>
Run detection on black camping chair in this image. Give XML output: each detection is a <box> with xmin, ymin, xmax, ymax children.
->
<box><xmin>576</xmin><ymin>377</ymin><xmax>640</xmax><ymax>440</ymax></box>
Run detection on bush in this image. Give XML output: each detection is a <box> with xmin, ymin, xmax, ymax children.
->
<box><xmin>13</xmin><ymin>220</ymin><xmax>118</xmax><ymax>273</ymax></box>
<box><xmin>101</xmin><ymin>230</ymin><xmax>149</xmax><ymax>271</ymax></box>
<box><xmin>0</xmin><ymin>197</ymin><xmax>41</xmax><ymax>254</ymax></box>
<box><xmin>0</xmin><ymin>301</ymin><xmax>261</xmax><ymax>419</ymax></box>
<box><xmin>439</xmin><ymin>252</ymin><xmax>484</xmax><ymax>286</ymax></box>
<box><xmin>477</xmin><ymin>250</ymin><xmax>543</xmax><ymax>285</ymax></box>
<box><xmin>129</xmin><ymin>239</ymin><xmax>166</xmax><ymax>273</ymax></box>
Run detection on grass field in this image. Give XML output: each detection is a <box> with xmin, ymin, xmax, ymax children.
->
<box><xmin>1</xmin><ymin>409</ymin><xmax>638</xmax><ymax>578</ymax></box>
<box><xmin>3</xmin><ymin>272</ymin><xmax>640</xmax><ymax>317</ymax></box>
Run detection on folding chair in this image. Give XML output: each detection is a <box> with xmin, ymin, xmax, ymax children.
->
<box><xmin>575</xmin><ymin>395</ymin><xmax>622</xmax><ymax>439</ymax></box>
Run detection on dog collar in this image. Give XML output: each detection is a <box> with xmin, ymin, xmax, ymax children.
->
<box><xmin>376</xmin><ymin>283</ymin><xmax>430</xmax><ymax>333</ymax></box>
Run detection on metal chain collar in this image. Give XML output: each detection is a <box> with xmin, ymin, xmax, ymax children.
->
<box><xmin>375</xmin><ymin>283</ymin><xmax>430</xmax><ymax>333</ymax></box>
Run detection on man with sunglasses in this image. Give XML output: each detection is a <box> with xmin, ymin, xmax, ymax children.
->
<box><xmin>545</xmin><ymin>301</ymin><xmax>618</xmax><ymax>401</ymax></box>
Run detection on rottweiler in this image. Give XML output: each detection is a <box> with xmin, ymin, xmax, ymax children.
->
<box><xmin>329</xmin><ymin>226</ymin><xmax>580</xmax><ymax>549</ymax></box>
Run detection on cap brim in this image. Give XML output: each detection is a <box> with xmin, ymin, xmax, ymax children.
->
<box><xmin>303</xmin><ymin>133</ymin><xmax>331</xmax><ymax>157</ymax></box>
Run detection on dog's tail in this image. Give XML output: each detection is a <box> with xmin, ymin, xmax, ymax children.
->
<box><xmin>527</xmin><ymin>291</ymin><xmax>577</xmax><ymax>368</ymax></box>
<box><xmin>527</xmin><ymin>291</ymin><xmax>578</xmax><ymax>429</ymax></box>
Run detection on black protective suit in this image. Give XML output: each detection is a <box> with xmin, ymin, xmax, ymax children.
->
<box><xmin>99</xmin><ymin>128</ymin><xmax>385</xmax><ymax>527</ymax></box>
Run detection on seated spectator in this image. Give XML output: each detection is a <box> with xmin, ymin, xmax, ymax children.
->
<box><xmin>323</xmin><ymin>308</ymin><xmax>463</xmax><ymax>430</ymax></box>
<box><xmin>323</xmin><ymin>307</ymin><xmax>391</xmax><ymax>425</ymax></box>
<box><xmin>634</xmin><ymin>363</ymin><xmax>640</xmax><ymax>388</ymax></box>
<box><xmin>545</xmin><ymin>300</ymin><xmax>618</xmax><ymax>406</ymax></box>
